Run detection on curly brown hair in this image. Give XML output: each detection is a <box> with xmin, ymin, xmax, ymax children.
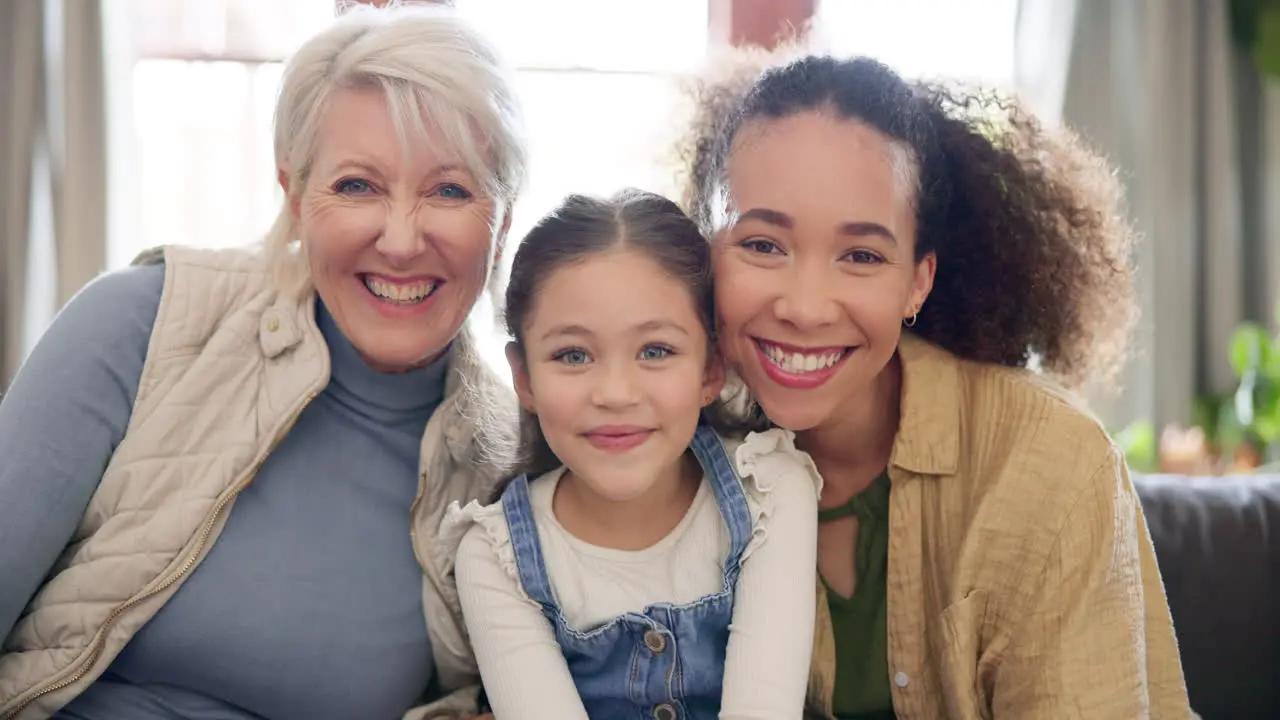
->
<box><xmin>674</xmin><ymin>52</ymin><xmax>1137</xmax><ymax>390</ymax></box>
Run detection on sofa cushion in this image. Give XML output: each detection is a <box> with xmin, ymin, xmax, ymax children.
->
<box><xmin>1134</xmin><ymin>474</ymin><xmax>1280</xmax><ymax>719</ymax></box>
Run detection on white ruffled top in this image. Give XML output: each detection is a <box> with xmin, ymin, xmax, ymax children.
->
<box><xmin>439</xmin><ymin>428</ymin><xmax>823</xmax><ymax>720</ymax></box>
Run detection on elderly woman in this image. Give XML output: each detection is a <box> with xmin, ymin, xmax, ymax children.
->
<box><xmin>0</xmin><ymin>5</ymin><xmax>520</xmax><ymax>719</ymax></box>
<box><xmin>678</xmin><ymin>55</ymin><xmax>1194</xmax><ymax>718</ymax></box>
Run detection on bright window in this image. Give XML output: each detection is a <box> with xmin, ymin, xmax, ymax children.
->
<box><xmin>112</xmin><ymin>0</ymin><xmax>1016</xmax><ymax>271</ymax></box>
<box><xmin>111</xmin><ymin>0</ymin><xmax>333</xmax><ymax>268</ymax></box>
<box><xmin>815</xmin><ymin>0</ymin><xmax>1019</xmax><ymax>87</ymax></box>
<box><xmin>454</xmin><ymin>0</ymin><xmax>707</xmax><ymax>74</ymax></box>
<box><xmin>456</xmin><ymin>0</ymin><xmax>706</xmax><ymax>296</ymax></box>
<box><xmin>110</xmin><ymin>0</ymin><xmax>706</xmax><ymax>272</ymax></box>
<box><xmin>110</xmin><ymin>0</ymin><xmax>1017</xmax><ymax>371</ymax></box>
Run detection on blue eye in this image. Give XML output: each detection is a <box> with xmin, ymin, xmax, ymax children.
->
<box><xmin>739</xmin><ymin>238</ymin><xmax>782</xmax><ymax>255</ymax></box>
<box><xmin>553</xmin><ymin>348</ymin><xmax>590</xmax><ymax>365</ymax></box>
<box><xmin>638</xmin><ymin>345</ymin><xmax>673</xmax><ymax>361</ymax></box>
<box><xmin>437</xmin><ymin>183</ymin><xmax>473</xmax><ymax>200</ymax></box>
<box><xmin>334</xmin><ymin>178</ymin><xmax>374</xmax><ymax>195</ymax></box>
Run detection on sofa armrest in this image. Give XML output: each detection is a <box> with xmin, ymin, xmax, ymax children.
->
<box><xmin>1134</xmin><ymin>474</ymin><xmax>1280</xmax><ymax>719</ymax></box>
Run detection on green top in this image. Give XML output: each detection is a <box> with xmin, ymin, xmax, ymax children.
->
<box><xmin>819</xmin><ymin>471</ymin><xmax>896</xmax><ymax>720</ymax></box>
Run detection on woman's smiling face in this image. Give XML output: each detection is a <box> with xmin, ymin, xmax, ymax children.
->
<box><xmin>713</xmin><ymin>110</ymin><xmax>934</xmax><ymax>431</ymax></box>
<box><xmin>290</xmin><ymin>86</ymin><xmax>506</xmax><ymax>373</ymax></box>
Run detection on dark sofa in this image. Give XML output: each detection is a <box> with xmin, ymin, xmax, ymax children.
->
<box><xmin>1134</xmin><ymin>474</ymin><xmax>1280</xmax><ymax>719</ymax></box>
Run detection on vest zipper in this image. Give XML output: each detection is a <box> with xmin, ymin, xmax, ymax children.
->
<box><xmin>4</xmin><ymin>391</ymin><xmax>319</xmax><ymax>719</ymax></box>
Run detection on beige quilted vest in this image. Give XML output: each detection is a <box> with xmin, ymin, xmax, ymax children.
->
<box><xmin>0</xmin><ymin>245</ymin><xmax>517</xmax><ymax>720</ymax></box>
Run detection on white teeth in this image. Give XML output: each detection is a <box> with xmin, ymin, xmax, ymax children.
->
<box><xmin>760</xmin><ymin>342</ymin><xmax>846</xmax><ymax>374</ymax></box>
<box><xmin>364</xmin><ymin>276</ymin><xmax>437</xmax><ymax>304</ymax></box>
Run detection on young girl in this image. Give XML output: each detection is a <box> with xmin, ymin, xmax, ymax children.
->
<box><xmin>441</xmin><ymin>189</ymin><xmax>821</xmax><ymax>719</ymax></box>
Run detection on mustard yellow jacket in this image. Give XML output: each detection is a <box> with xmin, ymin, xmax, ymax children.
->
<box><xmin>806</xmin><ymin>334</ymin><xmax>1193</xmax><ymax>719</ymax></box>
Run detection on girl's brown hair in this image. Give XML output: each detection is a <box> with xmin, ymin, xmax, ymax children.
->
<box><xmin>499</xmin><ymin>188</ymin><xmax>739</xmax><ymax>494</ymax></box>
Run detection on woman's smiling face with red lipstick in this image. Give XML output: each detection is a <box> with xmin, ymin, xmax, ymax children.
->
<box><xmin>713</xmin><ymin>112</ymin><xmax>935</xmax><ymax>431</ymax></box>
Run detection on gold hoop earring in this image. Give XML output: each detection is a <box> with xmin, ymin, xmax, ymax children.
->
<box><xmin>903</xmin><ymin>312</ymin><xmax>918</xmax><ymax>328</ymax></box>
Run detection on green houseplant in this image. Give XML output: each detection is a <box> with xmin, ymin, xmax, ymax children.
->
<box><xmin>1231</xmin><ymin>0</ymin><xmax>1280</xmax><ymax>79</ymax></box>
<box><xmin>1113</xmin><ymin>304</ymin><xmax>1280</xmax><ymax>473</ymax></box>
<box><xmin>1221</xmin><ymin>310</ymin><xmax>1280</xmax><ymax>462</ymax></box>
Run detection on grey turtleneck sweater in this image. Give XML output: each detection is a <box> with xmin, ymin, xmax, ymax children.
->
<box><xmin>0</xmin><ymin>263</ymin><xmax>449</xmax><ymax>719</ymax></box>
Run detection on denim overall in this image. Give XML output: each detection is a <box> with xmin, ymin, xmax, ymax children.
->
<box><xmin>500</xmin><ymin>424</ymin><xmax>753</xmax><ymax>720</ymax></box>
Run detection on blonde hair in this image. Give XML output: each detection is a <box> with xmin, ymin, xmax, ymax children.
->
<box><xmin>265</xmin><ymin>1</ymin><xmax>528</xmax><ymax>297</ymax></box>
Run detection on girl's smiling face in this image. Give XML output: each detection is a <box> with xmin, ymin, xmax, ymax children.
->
<box><xmin>509</xmin><ymin>248</ymin><xmax>723</xmax><ymax>503</ymax></box>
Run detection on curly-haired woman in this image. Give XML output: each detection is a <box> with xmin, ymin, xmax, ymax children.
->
<box><xmin>678</xmin><ymin>54</ymin><xmax>1193</xmax><ymax>719</ymax></box>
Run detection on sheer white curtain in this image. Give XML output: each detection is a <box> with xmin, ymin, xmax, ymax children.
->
<box><xmin>1017</xmin><ymin>0</ymin><xmax>1280</xmax><ymax>431</ymax></box>
<box><xmin>0</xmin><ymin>2</ymin><xmax>42</xmax><ymax>386</ymax></box>
<box><xmin>1</xmin><ymin>0</ymin><xmax>109</xmax><ymax>388</ymax></box>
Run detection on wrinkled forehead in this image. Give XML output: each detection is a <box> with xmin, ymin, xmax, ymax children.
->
<box><xmin>309</xmin><ymin>83</ymin><xmax>500</xmax><ymax>192</ymax></box>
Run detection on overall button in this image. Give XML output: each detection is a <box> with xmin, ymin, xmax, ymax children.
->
<box><xmin>652</xmin><ymin>703</ymin><xmax>677</xmax><ymax>720</ymax></box>
<box><xmin>643</xmin><ymin>629</ymin><xmax>667</xmax><ymax>653</ymax></box>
